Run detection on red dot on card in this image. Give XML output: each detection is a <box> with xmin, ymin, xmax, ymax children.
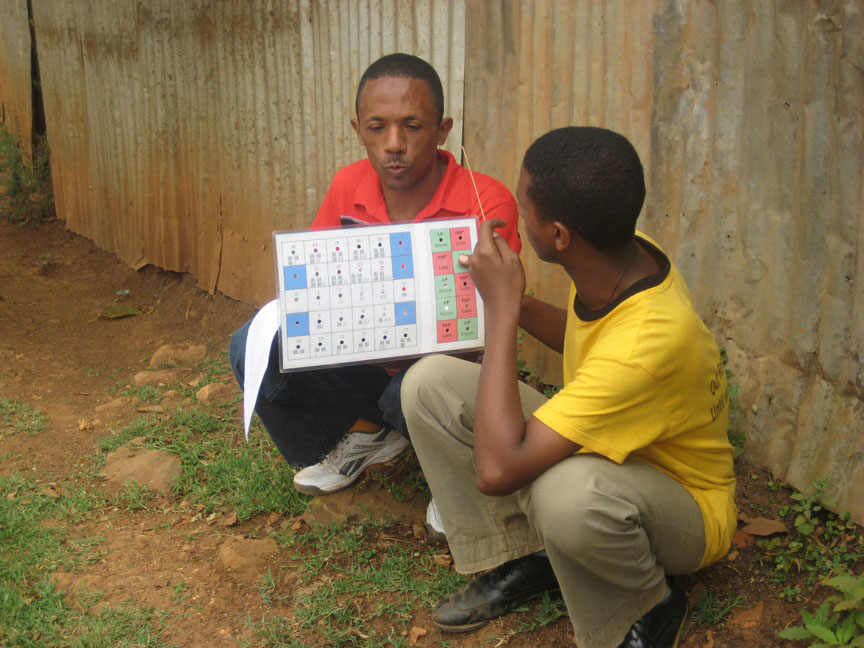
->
<box><xmin>314</xmin><ymin>248</ymin><xmax>318</xmax><ymax>252</ymax></box>
<box><xmin>399</xmin><ymin>241</ymin><xmax>403</xmax><ymax>246</ymax></box>
<box><xmin>402</xmin><ymin>287</ymin><xmax>406</xmax><ymax>292</ymax></box>
<box><xmin>401</xmin><ymin>264</ymin><xmax>406</xmax><ymax>269</ymax></box>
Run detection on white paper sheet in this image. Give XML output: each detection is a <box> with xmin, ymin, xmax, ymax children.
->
<box><xmin>243</xmin><ymin>299</ymin><xmax>280</xmax><ymax>440</ymax></box>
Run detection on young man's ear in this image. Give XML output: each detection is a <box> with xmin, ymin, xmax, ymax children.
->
<box><xmin>552</xmin><ymin>221</ymin><xmax>571</xmax><ymax>252</ymax></box>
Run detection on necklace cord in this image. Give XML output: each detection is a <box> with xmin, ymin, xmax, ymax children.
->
<box><xmin>604</xmin><ymin>244</ymin><xmax>639</xmax><ymax>307</ymax></box>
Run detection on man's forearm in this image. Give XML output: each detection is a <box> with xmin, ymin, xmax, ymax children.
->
<box><xmin>473</xmin><ymin>311</ymin><xmax>525</xmax><ymax>494</ymax></box>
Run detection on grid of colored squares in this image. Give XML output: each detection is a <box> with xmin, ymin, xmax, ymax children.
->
<box><xmin>430</xmin><ymin>226</ymin><xmax>479</xmax><ymax>343</ymax></box>
<box><xmin>281</xmin><ymin>231</ymin><xmax>419</xmax><ymax>360</ymax></box>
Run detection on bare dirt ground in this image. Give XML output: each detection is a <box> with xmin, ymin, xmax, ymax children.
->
<box><xmin>0</xmin><ymin>215</ymin><xmax>833</xmax><ymax>647</ymax></box>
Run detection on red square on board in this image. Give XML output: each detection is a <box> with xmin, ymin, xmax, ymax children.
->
<box><xmin>455</xmin><ymin>272</ymin><xmax>474</xmax><ymax>295</ymax></box>
<box><xmin>450</xmin><ymin>227</ymin><xmax>471</xmax><ymax>250</ymax></box>
<box><xmin>437</xmin><ymin>319</ymin><xmax>458</xmax><ymax>343</ymax></box>
<box><xmin>433</xmin><ymin>251</ymin><xmax>454</xmax><ymax>275</ymax></box>
<box><xmin>457</xmin><ymin>294</ymin><xmax>477</xmax><ymax>317</ymax></box>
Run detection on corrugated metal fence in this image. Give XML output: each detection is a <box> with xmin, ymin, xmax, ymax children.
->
<box><xmin>462</xmin><ymin>0</ymin><xmax>864</xmax><ymax>523</ymax></box>
<box><xmin>25</xmin><ymin>0</ymin><xmax>465</xmax><ymax>299</ymax></box>
<box><xmin>1</xmin><ymin>0</ymin><xmax>862</xmax><ymax>521</ymax></box>
<box><xmin>0</xmin><ymin>0</ymin><xmax>32</xmax><ymax>156</ymax></box>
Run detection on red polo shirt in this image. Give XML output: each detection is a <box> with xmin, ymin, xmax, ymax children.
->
<box><xmin>311</xmin><ymin>149</ymin><xmax>521</xmax><ymax>253</ymax></box>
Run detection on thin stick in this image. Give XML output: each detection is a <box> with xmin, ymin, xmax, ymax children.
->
<box><xmin>461</xmin><ymin>146</ymin><xmax>487</xmax><ymax>222</ymax></box>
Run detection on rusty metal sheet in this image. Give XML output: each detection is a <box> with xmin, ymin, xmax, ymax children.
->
<box><xmin>0</xmin><ymin>0</ymin><xmax>32</xmax><ymax>157</ymax></box>
<box><xmin>464</xmin><ymin>0</ymin><xmax>864</xmax><ymax>522</ymax></box>
<box><xmin>31</xmin><ymin>0</ymin><xmax>464</xmax><ymax>305</ymax></box>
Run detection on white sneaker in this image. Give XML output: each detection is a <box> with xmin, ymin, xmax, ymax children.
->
<box><xmin>425</xmin><ymin>498</ymin><xmax>447</xmax><ymax>540</ymax></box>
<box><xmin>293</xmin><ymin>428</ymin><xmax>410</xmax><ymax>496</ymax></box>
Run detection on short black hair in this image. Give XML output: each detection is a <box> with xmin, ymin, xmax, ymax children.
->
<box><xmin>522</xmin><ymin>127</ymin><xmax>646</xmax><ymax>251</ymax></box>
<box><xmin>355</xmin><ymin>53</ymin><xmax>445</xmax><ymax>123</ymax></box>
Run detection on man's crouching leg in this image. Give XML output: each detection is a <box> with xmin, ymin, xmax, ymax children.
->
<box><xmin>402</xmin><ymin>355</ymin><xmax>557</xmax><ymax>631</ymax></box>
<box><xmin>520</xmin><ymin>455</ymin><xmax>706</xmax><ymax>648</ymax></box>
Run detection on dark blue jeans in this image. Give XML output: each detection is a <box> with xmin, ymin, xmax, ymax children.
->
<box><xmin>229</xmin><ymin>318</ymin><xmax>409</xmax><ymax>467</ymax></box>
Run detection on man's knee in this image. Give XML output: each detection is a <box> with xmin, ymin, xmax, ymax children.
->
<box><xmin>401</xmin><ymin>355</ymin><xmax>460</xmax><ymax>409</ymax></box>
<box><xmin>228</xmin><ymin>320</ymin><xmax>251</xmax><ymax>383</ymax></box>
<box><xmin>523</xmin><ymin>457</ymin><xmax>636</xmax><ymax>552</ymax></box>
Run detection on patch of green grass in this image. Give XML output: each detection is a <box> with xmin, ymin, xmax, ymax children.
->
<box><xmin>692</xmin><ymin>591</ymin><xmax>745</xmax><ymax>625</ymax></box>
<box><xmin>119</xmin><ymin>382</ymin><xmax>173</xmax><ymax>403</ymax></box>
<box><xmin>371</xmin><ymin>453</ymin><xmax>430</xmax><ymax>503</ymax></box>
<box><xmin>194</xmin><ymin>350</ymin><xmax>232</xmax><ymax>383</ymax></box>
<box><xmin>0</xmin><ymin>397</ymin><xmax>47</xmax><ymax>434</ymax></box>
<box><xmin>0</xmin><ymin>473</ymin><xmax>170</xmax><ymax>646</ymax></box>
<box><xmin>250</xmin><ymin>519</ymin><xmax>465</xmax><ymax>646</ymax></box>
<box><xmin>97</xmin><ymin>408</ymin><xmax>305</xmax><ymax>520</ymax></box>
<box><xmin>507</xmin><ymin>591</ymin><xmax>568</xmax><ymax>636</ymax></box>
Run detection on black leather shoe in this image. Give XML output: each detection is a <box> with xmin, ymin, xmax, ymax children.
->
<box><xmin>617</xmin><ymin>582</ymin><xmax>688</xmax><ymax>648</ymax></box>
<box><xmin>432</xmin><ymin>553</ymin><xmax>560</xmax><ymax>632</ymax></box>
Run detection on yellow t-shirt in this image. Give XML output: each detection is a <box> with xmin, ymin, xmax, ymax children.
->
<box><xmin>532</xmin><ymin>235</ymin><xmax>736</xmax><ymax>568</ymax></box>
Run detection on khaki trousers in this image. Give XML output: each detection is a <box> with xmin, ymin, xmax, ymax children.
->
<box><xmin>401</xmin><ymin>355</ymin><xmax>706</xmax><ymax>648</ymax></box>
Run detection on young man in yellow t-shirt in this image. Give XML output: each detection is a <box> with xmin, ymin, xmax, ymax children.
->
<box><xmin>401</xmin><ymin>127</ymin><xmax>736</xmax><ymax>648</ymax></box>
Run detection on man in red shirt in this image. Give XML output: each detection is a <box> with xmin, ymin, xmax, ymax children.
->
<box><xmin>229</xmin><ymin>53</ymin><xmax>520</xmax><ymax>498</ymax></box>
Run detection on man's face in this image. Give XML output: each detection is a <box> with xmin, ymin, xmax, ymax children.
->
<box><xmin>516</xmin><ymin>167</ymin><xmax>555</xmax><ymax>261</ymax></box>
<box><xmin>352</xmin><ymin>76</ymin><xmax>452</xmax><ymax>192</ymax></box>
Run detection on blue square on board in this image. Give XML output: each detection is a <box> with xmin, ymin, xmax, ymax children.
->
<box><xmin>283</xmin><ymin>265</ymin><xmax>307</xmax><ymax>290</ymax></box>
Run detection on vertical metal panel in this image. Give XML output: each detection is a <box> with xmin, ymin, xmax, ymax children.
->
<box><xmin>0</xmin><ymin>0</ymin><xmax>33</xmax><ymax>157</ymax></box>
<box><xmin>464</xmin><ymin>0</ymin><xmax>864</xmax><ymax>521</ymax></box>
<box><xmin>463</xmin><ymin>0</ymin><xmax>656</xmax><ymax>384</ymax></box>
<box><xmin>30</xmin><ymin>0</ymin><xmax>464</xmax><ymax>303</ymax></box>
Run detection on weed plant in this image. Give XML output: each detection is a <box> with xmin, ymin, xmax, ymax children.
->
<box><xmin>0</xmin><ymin>128</ymin><xmax>54</xmax><ymax>223</ymax></box>
<box><xmin>692</xmin><ymin>592</ymin><xmax>745</xmax><ymax>625</ymax></box>
<box><xmin>779</xmin><ymin>571</ymin><xmax>864</xmax><ymax>646</ymax></box>
<box><xmin>756</xmin><ymin>479</ymin><xmax>864</xmax><ymax>595</ymax></box>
